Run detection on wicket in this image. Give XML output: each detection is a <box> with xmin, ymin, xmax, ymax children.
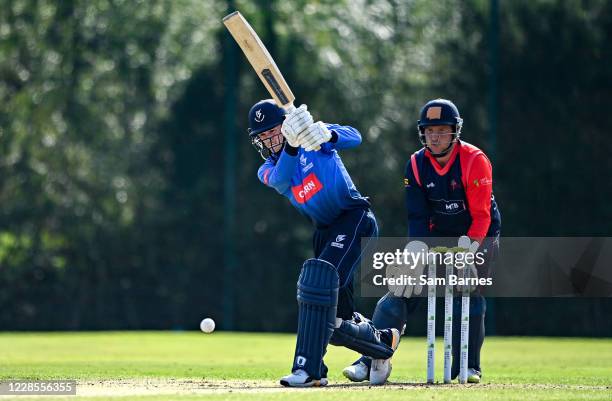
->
<box><xmin>426</xmin><ymin>250</ymin><xmax>471</xmax><ymax>384</ymax></box>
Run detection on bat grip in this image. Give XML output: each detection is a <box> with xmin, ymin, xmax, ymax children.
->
<box><xmin>284</xmin><ymin>103</ymin><xmax>320</xmax><ymax>151</ymax></box>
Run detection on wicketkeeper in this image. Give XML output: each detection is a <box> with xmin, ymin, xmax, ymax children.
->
<box><xmin>343</xmin><ymin>98</ymin><xmax>501</xmax><ymax>384</ymax></box>
<box><xmin>247</xmin><ymin>99</ymin><xmax>400</xmax><ymax>387</ymax></box>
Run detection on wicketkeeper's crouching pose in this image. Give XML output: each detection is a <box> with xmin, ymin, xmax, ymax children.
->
<box><xmin>248</xmin><ymin>99</ymin><xmax>400</xmax><ymax>387</ymax></box>
<box><xmin>344</xmin><ymin>99</ymin><xmax>502</xmax><ymax>385</ymax></box>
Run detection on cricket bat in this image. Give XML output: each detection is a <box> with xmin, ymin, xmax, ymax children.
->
<box><xmin>223</xmin><ymin>11</ymin><xmax>296</xmax><ymax>114</ymax></box>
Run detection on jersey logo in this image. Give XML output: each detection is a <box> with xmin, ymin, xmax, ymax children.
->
<box><xmin>300</xmin><ymin>154</ymin><xmax>314</xmax><ymax>173</ymax></box>
<box><xmin>291</xmin><ymin>172</ymin><xmax>323</xmax><ymax>204</ymax></box>
<box><xmin>426</xmin><ymin>182</ymin><xmax>435</xmax><ymax>188</ymax></box>
<box><xmin>331</xmin><ymin>234</ymin><xmax>346</xmax><ymax>249</ymax></box>
<box><xmin>431</xmin><ymin>199</ymin><xmax>467</xmax><ymax>215</ymax></box>
<box><xmin>263</xmin><ymin>168</ymin><xmax>271</xmax><ymax>185</ymax></box>
<box><xmin>450</xmin><ymin>179</ymin><xmax>462</xmax><ymax>191</ymax></box>
<box><xmin>446</xmin><ymin>202</ymin><xmax>460</xmax><ymax>212</ymax></box>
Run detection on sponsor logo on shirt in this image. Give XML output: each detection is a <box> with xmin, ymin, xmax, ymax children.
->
<box><xmin>331</xmin><ymin>234</ymin><xmax>347</xmax><ymax>249</ymax></box>
<box><xmin>291</xmin><ymin>172</ymin><xmax>323</xmax><ymax>204</ymax></box>
<box><xmin>404</xmin><ymin>178</ymin><xmax>410</xmax><ymax>187</ymax></box>
<box><xmin>427</xmin><ymin>182</ymin><xmax>436</xmax><ymax>188</ymax></box>
<box><xmin>473</xmin><ymin>177</ymin><xmax>492</xmax><ymax>187</ymax></box>
<box><xmin>446</xmin><ymin>202</ymin><xmax>460</xmax><ymax>212</ymax></box>
<box><xmin>431</xmin><ymin>199</ymin><xmax>467</xmax><ymax>215</ymax></box>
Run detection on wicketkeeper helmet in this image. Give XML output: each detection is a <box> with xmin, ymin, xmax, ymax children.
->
<box><xmin>417</xmin><ymin>99</ymin><xmax>463</xmax><ymax>157</ymax></box>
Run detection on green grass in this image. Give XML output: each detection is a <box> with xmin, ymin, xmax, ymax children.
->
<box><xmin>0</xmin><ymin>332</ymin><xmax>610</xmax><ymax>400</ymax></box>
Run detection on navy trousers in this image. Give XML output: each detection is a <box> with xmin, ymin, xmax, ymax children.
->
<box><xmin>313</xmin><ymin>208</ymin><xmax>378</xmax><ymax>320</ymax></box>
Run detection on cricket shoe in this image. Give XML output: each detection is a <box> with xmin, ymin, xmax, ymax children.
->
<box><xmin>280</xmin><ymin>369</ymin><xmax>328</xmax><ymax>387</ymax></box>
<box><xmin>342</xmin><ymin>360</ymin><xmax>369</xmax><ymax>382</ymax></box>
<box><xmin>467</xmin><ymin>368</ymin><xmax>482</xmax><ymax>383</ymax></box>
<box><xmin>369</xmin><ymin>328</ymin><xmax>401</xmax><ymax>385</ymax></box>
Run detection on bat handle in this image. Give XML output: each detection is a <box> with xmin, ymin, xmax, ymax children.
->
<box><xmin>284</xmin><ymin>103</ymin><xmax>320</xmax><ymax>151</ymax></box>
<box><xmin>284</xmin><ymin>103</ymin><xmax>296</xmax><ymax>113</ymax></box>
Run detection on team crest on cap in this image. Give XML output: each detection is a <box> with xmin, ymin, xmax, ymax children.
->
<box><xmin>254</xmin><ymin>109</ymin><xmax>265</xmax><ymax>122</ymax></box>
<box><xmin>426</xmin><ymin>106</ymin><xmax>442</xmax><ymax>120</ymax></box>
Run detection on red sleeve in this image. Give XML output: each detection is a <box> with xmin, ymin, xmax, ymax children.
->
<box><xmin>464</xmin><ymin>153</ymin><xmax>493</xmax><ymax>241</ymax></box>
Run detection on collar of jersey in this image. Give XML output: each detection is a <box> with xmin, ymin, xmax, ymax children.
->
<box><xmin>424</xmin><ymin>141</ymin><xmax>460</xmax><ymax>176</ymax></box>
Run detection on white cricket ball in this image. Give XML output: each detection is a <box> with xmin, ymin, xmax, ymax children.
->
<box><xmin>200</xmin><ymin>318</ymin><xmax>215</xmax><ymax>333</ymax></box>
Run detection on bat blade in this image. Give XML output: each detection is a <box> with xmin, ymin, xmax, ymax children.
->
<box><xmin>223</xmin><ymin>11</ymin><xmax>295</xmax><ymax>111</ymax></box>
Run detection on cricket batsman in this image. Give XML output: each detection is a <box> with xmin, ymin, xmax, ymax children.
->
<box><xmin>247</xmin><ymin>99</ymin><xmax>400</xmax><ymax>387</ymax></box>
<box><xmin>343</xmin><ymin>98</ymin><xmax>501</xmax><ymax>384</ymax></box>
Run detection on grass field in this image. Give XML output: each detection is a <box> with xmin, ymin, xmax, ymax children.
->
<box><xmin>0</xmin><ymin>331</ymin><xmax>610</xmax><ymax>400</ymax></box>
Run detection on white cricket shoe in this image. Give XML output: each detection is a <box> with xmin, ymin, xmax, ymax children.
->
<box><xmin>467</xmin><ymin>368</ymin><xmax>481</xmax><ymax>383</ymax></box>
<box><xmin>369</xmin><ymin>328</ymin><xmax>401</xmax><ymax>385</ymax></box>
<box><xmin>342</xmin><ymin>361</ymin><xmax>369</xmax><ymax>382</ymax></box>
<box><xmin>280</xmin><ymin>369</ymin><xmax>328</xmax><ymax>387</ymax></box>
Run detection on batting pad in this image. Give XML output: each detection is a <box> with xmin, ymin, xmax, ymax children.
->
<box><xmin>373</xmin><ymin>292</ymin><xmax>410</xmax><ymax>334</ymax></box>
<box><xmin>292</xmin><ymin>258</ymin><xmax>339</xmax><ymax>379</ymax></box>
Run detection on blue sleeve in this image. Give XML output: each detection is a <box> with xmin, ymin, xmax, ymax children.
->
<box><xmin>257</xmin><ymin>149</ymin><xmax>298</xmax><ymax>194</ymax></box>
<box><xmin>404</xmin><ymin>160</ymin><xmax>430</xmax><ymax>237</ymax></box>
<box><xmin>323</xmin><ymin>123</ymin><xmax>362</xmax><ymax>151</ymax></box>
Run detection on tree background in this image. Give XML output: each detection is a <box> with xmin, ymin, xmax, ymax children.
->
<box><xmin>0</xmin><ymin>0</ymin><xmax>610</xmax><ymax>335</ymax></box>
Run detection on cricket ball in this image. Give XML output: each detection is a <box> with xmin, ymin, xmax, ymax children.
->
<box><xmin>200</xmin><ymin>318</ymin><xmax>215</xmax><ymax>333</ymax></box>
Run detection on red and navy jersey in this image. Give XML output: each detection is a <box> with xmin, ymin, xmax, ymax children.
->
<box><xmin>404</xmin><ymin>141</ymin><xmax>501</xmax><ymax>241</ymax></box>
<box><xmin>257</xmin><ymin>124</ymin><xmax>370</xmax><ymax>227</ymax></box>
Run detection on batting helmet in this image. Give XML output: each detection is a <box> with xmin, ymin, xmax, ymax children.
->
<box><xmin>248</xmin><ymin>99</ymin><xmax>286</xmax><ymax>160</ymax></box>
<box><xmin>248</xmin><ymin>99</ymin><xmax>286</xmax><ymax>137</ymax></box>
<box><xmin>417</xmin><ymin>99</ymin><xmax>463</xmax><ymax>156</ymax></box>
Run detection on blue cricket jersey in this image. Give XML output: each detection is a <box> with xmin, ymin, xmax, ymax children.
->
<box><xmin>257</xmin><ymin>124</ymin><xmax>370</xmax><ymax>227</ymax></box>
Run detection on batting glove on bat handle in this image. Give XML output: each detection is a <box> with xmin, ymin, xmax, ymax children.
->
<box><xmin>282</xmin><ymin>104</ymin><xmax>313</xmax><ymax>147</ymax></box>
<box><xmin>302</xmin><ymin>121</ymin><xmax>331</xmax><ymax>152</ymax></box>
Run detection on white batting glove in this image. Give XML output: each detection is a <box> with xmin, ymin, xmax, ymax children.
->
<box><xmin>301</xmin><ymin>121</ymin><xmax>332</xmax><ymax>151</ymax></box>
<box><xmin>456</xmin><ymin>235</ymin><xmax>481</xmax><ymax>293</ymax></box>
<box><xmin>386</xmin><ymin>240</ymin><xmax>428</xmax><ymax>298</ymax></box>
<box><xmin>458</xmin><ymin>235</ymin><xmax>480</xmax><ymax>253</ymax></box>
<box><xmin>281</xmin><ymin>104</ymin><xmax>312</xmax><ymax>147</ymax></box>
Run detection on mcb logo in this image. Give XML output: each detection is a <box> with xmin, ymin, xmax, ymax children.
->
<box><xmin>446</xmin><ymin>202</ymin><xmax>460</xmax><ymax>211</ymax></box>
<box><xmin>291</xmin><ymin>173</ymin><xmax>323</xmax><ymax>204</ymax></box>
<box><xmin>433</xmin><ymin>199</ymin><xmax>465</xmax><ymax>215</ymax></box>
